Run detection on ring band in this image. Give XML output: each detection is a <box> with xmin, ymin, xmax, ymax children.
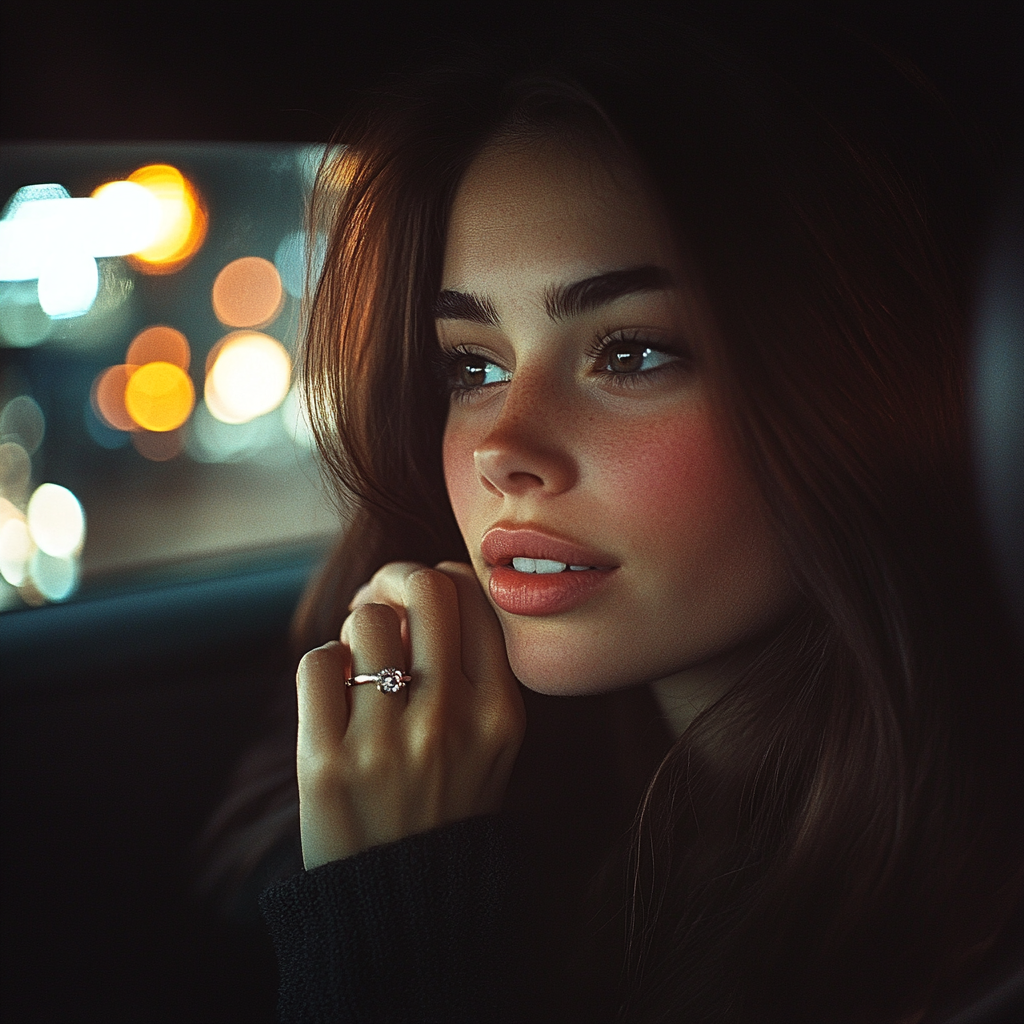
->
<box><xmin>344</xmin><ymin>667</ymin><xmax>411</xmax><ymax>693</ymax></box>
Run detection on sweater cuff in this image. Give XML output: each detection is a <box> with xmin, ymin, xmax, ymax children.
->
<box><xmin>259</xmin><ymin>815</ymin><xmax>520</xmax><ymax>1023</ymax></box>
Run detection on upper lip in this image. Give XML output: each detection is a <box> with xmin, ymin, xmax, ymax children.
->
<box><xmin>480</xmin><ymin>524</ymin><xmax>618</xmax><ymax>569</ymax></box>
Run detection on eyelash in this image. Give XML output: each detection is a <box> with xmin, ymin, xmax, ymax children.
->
<box><xmin>434</xmin><ymin>331</ymin><xmax>690</xmax><ymax>401</ymax></box>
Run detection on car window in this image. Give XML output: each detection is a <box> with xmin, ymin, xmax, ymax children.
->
<box><xmin>0</xmin><ymin>142</ymin><xmax>339</xmax><ymax>610</ymax></box>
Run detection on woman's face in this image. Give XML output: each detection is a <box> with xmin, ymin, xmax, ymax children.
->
<box><xmin>438</xmin><ymin>137</ymin><xmax>795</xmax><ymax>699</ymax></box>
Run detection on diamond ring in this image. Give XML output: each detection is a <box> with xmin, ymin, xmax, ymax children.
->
<box><xmin>344</xmin><ymin>668</ymin><xmax>411</xmax><ymax>693</ymax></box>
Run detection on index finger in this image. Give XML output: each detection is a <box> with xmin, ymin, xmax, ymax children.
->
<box><xmin>434</xmin><ymin>561</ymin><xmax>514</xmax><ymax>687</ymax></box>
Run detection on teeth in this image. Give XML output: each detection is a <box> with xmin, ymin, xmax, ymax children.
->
<box><xmin>569</xmin><ymin>565</ymin><xmax>592</xmax><ymax>571</ymax></box>
<box><xmin>511</xmin><ymin>557</ymin><xmax>567</xmax><ymax>574</ymax></box>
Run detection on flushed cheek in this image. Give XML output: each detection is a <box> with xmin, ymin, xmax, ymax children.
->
<box><xmin>592</xmin><ymin>406</ymin><xmax>747</xmax><ymax>549</ymax></box>
<box><xmin>592</xmin><ymin>405</ymin><xmax>790</xmax><ymax>642</ymax></box>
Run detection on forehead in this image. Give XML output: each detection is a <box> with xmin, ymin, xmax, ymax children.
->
<box><xmin>441</xmin><ymin>138</ymin><xmax>678</xmax><ymax>290</ymax></box>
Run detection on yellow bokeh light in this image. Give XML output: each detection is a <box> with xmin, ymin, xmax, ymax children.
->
<box><xmin>124</xmin><ymin>361</ymin><xmax>195</xmax><ymax>432</ymax></box>
<box><xmin>205</xmin><ymin>332</ymin><xmax>292</xmax><ymax>424</ymax></box>
<box><xmin>211</xmin><ymin>256</ymin><xmax>284</xmax><ymax>328</ymax></box>
<box><xmin>126</xmin><ymin>164</ymin><xmax>207</xmax><ymax>274</ymax></box>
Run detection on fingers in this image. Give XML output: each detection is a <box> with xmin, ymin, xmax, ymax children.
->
<box><xmin>433</xmin><ymin>561</ymin><xmax>511</xmax><ymax>686</ymax></box>
<box><xmin>348</xmin><ymin>562</ymin><xmax>463</xmax><ymax>681</ymax></box>
<box><xmin>344</xmin><ymin>601</ymin><xmax>409</xmax><ymax>724</ymax></box>
<box><xmin>296</xmin><ymin>640</ymin><xmax>350</xmax><ymax>754</ymax></box>
<box><xmin>297</xmin><ymin>560</ymin><xmax>526</xmax><ymax>867</ymax></box>
<box><xmin>344</xmin><ymin>559</ymin><xmax>515</xmax><ymax>695</ymax></box>
<box><xmin>403</xmin><ymin>568</ymin><xmax>462</xmax><ymax>682</ymax></box>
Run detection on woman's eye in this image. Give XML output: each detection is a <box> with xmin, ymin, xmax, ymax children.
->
<box><xmin>597</xmin><ymin>339</ymin><xmax>681</xmax><ymax>377</ymax></box>
<box><xmin>452</xmin><ymin>353</ymin><xmax>510</xmax><ymax>390</ymax></box>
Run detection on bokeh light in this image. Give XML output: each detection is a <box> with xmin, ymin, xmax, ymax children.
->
<box><xmin>90</xmin><ymin>180</ymin><xmax>162</xmax><ymax>255</ymax></box>
<box><xmin>126</xmin><ymin>165</ymin><xmax>207</xmax><ymax>273</ymax></box>
<box><xmin>36</xmin><ymin>251</ymin><xmax>99</xmax><ymax>318</ymax></box>
<box><xmin>92</xmin><ymin>365</ymin><xmax>137</xmax><ymax>431</ymax></box>
<box><xmin>0</xmin><ymin>442</ymin><xmax>32</xmax><ymax>504</ymax></box>
<box><xmin>0</xmin><ymin>513</ymin><xmax>32</xmax><ymax>587</ymax></box>
<box><xmin>211</xmin><ymin>256</ymin><xmax>284</xmax><ymax>327</ymax></box>
<box><xmin>0</xmin><ymin>395</ymin><xmax>45</xmax><ymax>455</ymax></box>
<box><xmin>0</xmin><ymin>185</ymin><xmax>73</xmax><ymax>281</ymax></box>
<box><xmin>0</xmin><ymin>183</ymin><xmax>145</xmax><ymax>321</ymax></box>
<box><xmin>26</xmin><ymin>482</ymin><xmax>85</xmax><ymax>558</ymax></box>
<box><xmin>274</xmin><ymin>230</ymin><xmax>327</xmax><ymax>299</ymax></box>
<box><xmin>187</xmin><ymin>400</ymin><xmax>283</xmax><ymax>463</ymax></box>
<box><xmin>205</xmin><ymin>332</ymin><xmax>292</xmax><ymax>424</ymax></box>
<box><xmin>126</xmin><ymin>325</ymin><xmax>190</xmax><ymax>369</ymax></box>
<box><xmin>0</xmin><ymin>281</ymin><xmax>52</xmax><ymax>347</ymax></box>
<box><xmin>124</xmin><ymin>361</ymin><xmax>195</xmax><ymax>432</ymax></box>
<box><xmin>30</xmin><ymin>548</ymin><xmax>79</xmax><ymax>602</ymax></box>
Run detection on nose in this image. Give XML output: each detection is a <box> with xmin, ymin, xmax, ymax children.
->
<box><xmin>473</xmin><ymin>372</ymin><xmax>578</xmax><ymax>497</ymax></box>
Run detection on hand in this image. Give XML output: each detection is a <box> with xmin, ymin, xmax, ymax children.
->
<box><xmin>296</xmin><ymin>561</ymin><xmax>526</xmax><ymax>869</ymax></box>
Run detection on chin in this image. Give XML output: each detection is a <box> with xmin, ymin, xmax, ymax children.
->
<box><xmin>502</xmin><ymin>628</ymin><xmax>639</xmax><ymax>697</ymax></box>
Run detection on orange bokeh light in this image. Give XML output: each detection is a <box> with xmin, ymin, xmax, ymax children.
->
<box><xmin>126</xmin><ymin>164</ymin><xmax>207</xmax><ymax>274</ymax></box>
<box><xmin>127</xmin><ymin>325</ymin><xmax>191</xmax><ymax>370</ymax></box>
<box><xmin>124</xmin><ymin>362</ymin><xmax>195</xmax><ymax>432</ymax></box>
<box><xmin>92</xmin><ymin>366</ymin><xmax>137</xmax><ymax>432</ymax></box>
<box><xmin>211</xmin><ymin>256</ymin><xmax>284</xmax><ymax>328</ymax></box>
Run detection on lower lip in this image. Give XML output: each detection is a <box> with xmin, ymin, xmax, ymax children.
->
<box><xmin>487</xmin><ymin>565</ymin><xmax>616</xmax><ymax>616</ymax></box>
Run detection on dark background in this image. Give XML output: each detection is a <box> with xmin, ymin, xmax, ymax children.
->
<box><xmin>1</xmin><ymin>3</ymin><xmax>1021</xmax><ymax>1023</ymax></box>
<box><xmin>2</xmin><ymin>2</ymin><xmax>1021</xmax><ymax>149</ymax></box>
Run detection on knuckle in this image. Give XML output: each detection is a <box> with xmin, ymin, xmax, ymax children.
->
<box><xmin>406</xmin><ymin>566</ymin><xmax>456</xmax><ymax>604</ymax></box>
<box><xmin>406</xmin><ymin>716</ymin><xmax>440</xmax><ymax>762</ymax></box>
<box><xmin>297</xmin><ymin>748</ymin><xmax>339</xmax><ymax>791</ymax></box>
<box><xmin>346</xmin><ymin>601</ymin><xmax>400</xmax><ymax>634</ymax></box>
<box><xmin>351</xmin><ymin>738</ymin><xmax>391</xmax><ymax>777</ymax></box>
<box><xmin>371</xmin><ymin>560</ymin><xmax>426</xmax><ymax>586</ymax></box>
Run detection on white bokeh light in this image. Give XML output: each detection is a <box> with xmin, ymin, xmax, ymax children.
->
<box><xmin>26</xmin><ymin>482</ymin><xmax>86</xmax><ymax>557</ymax></box>
<box><xmin>30</xmin><ymin>548</ymin><xmax>80</xmax><ymax>602</ymax></box>
<box><xmin>36</xmin><ymin>252</ymin><xmax>99</xmax><ymax>318</ymax></box>
<box><xmin>0</xmin><ymin>516</ymin><xmax>31</xmax><ymax>586</ymax></box>
<box><xmin>90</xmin><ymin>180</ymin><xmax>162</xmax><ymax>256</ymax></box>
<box><xmin>206</xmin><ymin>333</ymin><xmax>292</xmax><ymax>425</ymax></box>
<box><xmin>0</xmin><ymin>181</ymin><xmax>161</xmax><ymax>321</ymax></box>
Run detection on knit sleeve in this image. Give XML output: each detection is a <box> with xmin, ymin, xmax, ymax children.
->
<box><xmin>258</xmin><ymin>815</ymin><xmax>523</xmax><ymax>1023</ymax></box>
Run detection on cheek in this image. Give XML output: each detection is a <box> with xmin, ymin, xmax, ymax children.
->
<box><xmin>442</xmin><ymin>423</ymin><xmax>477</xmax><ymax>532</ymax></box>
<box><xmin>593</xmin><ymin>406</ymin><xmax>750</xmax><ymax>547</ymax></box>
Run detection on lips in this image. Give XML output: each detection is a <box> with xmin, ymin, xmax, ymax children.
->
<box><xmin>481</xmin><ymin>525</ymin><xmax>618</xmax><ymax>616</ymax></box>
<box><xmin>480</xmin><ymin>526</ymin><xmax>617</xmax><ymax>570</ymax></box>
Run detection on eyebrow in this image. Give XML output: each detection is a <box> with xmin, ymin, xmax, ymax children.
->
<box><xmin>433</xmin><ymin>289</ymin><xmax>500</xmax><ymax>326</ymax></box>
<box><xmin>434</xmin><ymin>264</ymin><xmax>674</xmax><ymax>326</ymax></box>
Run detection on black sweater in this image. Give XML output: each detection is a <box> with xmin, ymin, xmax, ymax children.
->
<box><xmin>259</xmin><ymin>816</ymin><xmax>523</xmax><ymax>1023</ymax></box>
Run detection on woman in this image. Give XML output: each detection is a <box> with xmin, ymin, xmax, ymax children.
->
<box><xmin>211</xmin><ymin>20</ymin><xmax>1023</xmax><ymax>1023</ymax></box>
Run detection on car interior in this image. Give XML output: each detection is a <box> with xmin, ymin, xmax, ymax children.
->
<box><xmin>1</xmin><ymin>5</ymin><xmax>1020</xmax><ymax>1022</ymax></box>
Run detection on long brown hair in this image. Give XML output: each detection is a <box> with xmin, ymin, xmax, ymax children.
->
<box><xmin>205</xmin><ymin>19</ymin><xmax>1023</xmax><ymax>1023</ymax></box>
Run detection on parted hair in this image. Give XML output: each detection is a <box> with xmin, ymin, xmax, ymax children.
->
<box><xmin>201</xmin><ymin>17</ymin><xmax>1023</xmax><ymax>1023</ymax></box>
